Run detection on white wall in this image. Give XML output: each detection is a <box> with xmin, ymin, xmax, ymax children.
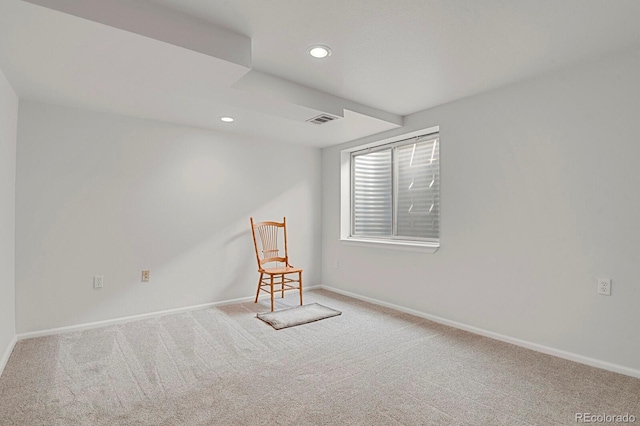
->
<box><xmin>322</xmin><ymin>47</ymin><xmax>640</xmax><ymax>373</ymax></box>
<box><xmin>16</xmin><ymin>101</ymin><xmax>322</xmax><ymax>333</ymax></box>
<box><xmin>0</xmin><ymin>68</ymin><xmax>18</xmax><ymax>369</ymax></box>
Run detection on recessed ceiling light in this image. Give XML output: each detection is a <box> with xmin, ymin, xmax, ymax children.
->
<box><xmin>308</xmin><ymin>45</ymin><xmax>332</xmax><ymax>59</ymax></box>
<box><xmin>220</xmin><ymin>117</ymin><xmax>234</xmax><ymax>122</ymax></box>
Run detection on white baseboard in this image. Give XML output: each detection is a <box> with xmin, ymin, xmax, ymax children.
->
<box><xmin>17</xmin><ymin>285</ymin><xmax>324</xmax><ymax>341</ymax></box>
<box><xmin>317</xmin><ymin>285</ymin><xmax>640</xmax><ymax>379</ymax></box>
<box><xmin>0</xmin><ymin>335</ymin><xmax>17</xmax><ymax>378</ymax></box>
<box><xmin>17</xmin><ymin>295</ymin><xmax>259</xmax><ymax>340</ymax></box>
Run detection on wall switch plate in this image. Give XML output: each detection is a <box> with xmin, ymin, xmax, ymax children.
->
<box><xmin>597</xmin><ymin>278</ymin><xmax>611</xmax><ymax>296</ymax></box>
<box><xmin>94</xmin><ymin>275</ymin><xmax>104</xmax><ymax>289</ymax></box>
<box><xmin>142</xmin><ymin>270</ymin><xmax>150</xmax><ymax>282</ymax></box>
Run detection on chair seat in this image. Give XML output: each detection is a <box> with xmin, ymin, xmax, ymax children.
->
<box><xmin>262</xmin><ymin>266</ymin><xmax>303</xmax><ymax>274</ymax></box>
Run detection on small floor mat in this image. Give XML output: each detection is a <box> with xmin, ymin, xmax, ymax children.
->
<box><xmin>257</xmin><ymin>303</ymin><xmax>342</xmax><ymax>330</ymax></box>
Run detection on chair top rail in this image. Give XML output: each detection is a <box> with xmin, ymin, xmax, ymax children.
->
<box><xmin>253</xmin><ymin>220</ymin><xmax>285</xmax><ymax>228</ymax></box>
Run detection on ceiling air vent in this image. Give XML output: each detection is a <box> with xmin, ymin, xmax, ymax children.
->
<box><xmin>306</xmin><ymin>114</ymin><xmax>339</xmax><ymax>125</ymax></box>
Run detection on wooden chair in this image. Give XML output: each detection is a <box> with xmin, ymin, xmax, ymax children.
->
<box><xmin>250</xmin><ymin>217</ymin><xmax>303</xmax><ymax>312</ymax></box>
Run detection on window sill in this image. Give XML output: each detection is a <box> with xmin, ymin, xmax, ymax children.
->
<box><xmin>339</xmin><ymin>237</ymin><xmax>439</xmax><ymax>253</ymax></box>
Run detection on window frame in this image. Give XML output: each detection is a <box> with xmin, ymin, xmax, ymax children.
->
<box><xmin>340</xmin><ymin>126</ymin><xmax>440</xmax><ymax>252</ymax></box>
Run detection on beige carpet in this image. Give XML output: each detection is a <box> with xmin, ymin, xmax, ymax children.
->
<box><xmin>0</xmin><ymin>288</ymin><xmax>638</xmax><ymax>425</ymax></box>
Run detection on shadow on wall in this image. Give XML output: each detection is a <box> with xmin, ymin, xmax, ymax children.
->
<box><xmin>221</xmin><ymin>229</ymin><xmax>256</xmax><ymax>296</ymax></box>
<box><xmin>98</xmin><ymin>180</ymin><xmax>316</xmax><ymax>319</ymax></box>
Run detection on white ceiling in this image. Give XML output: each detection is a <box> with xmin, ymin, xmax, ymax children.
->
<box><xmin>2</xmin><ymin>0</ymin><xmax>640</xmax><ymax>147</ymax></box>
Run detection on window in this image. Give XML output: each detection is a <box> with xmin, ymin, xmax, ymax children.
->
<box><xmin>341</xmin><ymin>127</ymin><xmax>439</xmax><ymax>250</ymax></box>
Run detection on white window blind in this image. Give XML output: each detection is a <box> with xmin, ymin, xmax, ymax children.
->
<box><xmin>352</xmin><ymin>149</ymin><xmax>392</xmax><ymax>236</ymax></box>
<box><xmin>395</xmin><ymin>135</ymin><xmax>439</xmax><ymax>240</ymax></box>
<box><xmin>351</xmin><ymin>133</ymin><xmax>439</xmax><ymax>242</ymax></box>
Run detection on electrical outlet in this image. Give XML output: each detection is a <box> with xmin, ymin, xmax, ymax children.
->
<box><xmin>334</xmin><ymin>259</ymin><xmax>340</xmax><ymax>270</ymax></box>
<box><xmin>597</xmin><ymin>278</ymin><xmax>611</xmax><ymax>296</ymax></box>
<box><xmin>141</xmin><ymin>270</ymin><xmax>150</xmax><ymax>282</ymax></box>
<box><xmin>94</xmin><ymin>275</ymin><xmax>104</xmax><ymax>289</ymax></box>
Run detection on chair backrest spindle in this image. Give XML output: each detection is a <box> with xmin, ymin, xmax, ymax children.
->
<box><xmin>258</xmin><ymin>224</ymin><xmax>279</xmax><ymax>258</ymax></box>
<box><xmin>250</xmin><ymin>217</ymin><xmax>290</xmax><ymax>271</ymax></box>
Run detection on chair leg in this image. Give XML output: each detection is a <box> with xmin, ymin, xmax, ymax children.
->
<box><xmin>299</xmin><ymin>271</ymin><xmax>303</xmax><ymax>306</ymax></box>
<box><xmin>281</xmin><ymin>274</ymin><xmax>285</xmax><ymax>298</ymax></box>
<box><xmin>254</xmin><ymin>272</ymin><xmax>263</xmax><ymax>303</ymax></box>
<box><xmin>270</xmin><ymin>274</ymin><xmax>274</xmax><ymax>312</ymax></box>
